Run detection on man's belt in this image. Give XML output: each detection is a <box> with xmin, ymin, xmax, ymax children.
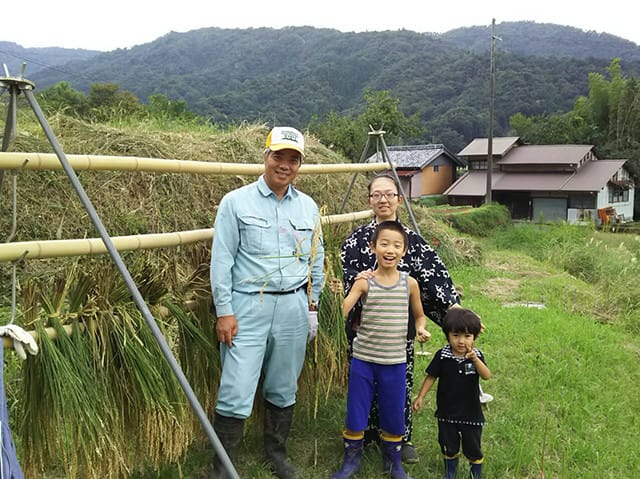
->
<box><xmin>235</xmin><ymin>283</ymin><xmax>308</xmax><ymax>296</ymax></box>
<box><xmin>262</xmin><ymin>283</ymin><xmax>308</xmax><ymax>295</ymax></box>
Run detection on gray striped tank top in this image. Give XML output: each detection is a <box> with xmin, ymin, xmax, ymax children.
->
<box><xmin>353</xmin><ymin>271</ymin><xmax>409</xmax><ymax>365</ymax></box>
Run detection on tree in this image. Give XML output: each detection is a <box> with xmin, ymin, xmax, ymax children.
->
<box><xmin>358</xmin><ymin>88</ymin><xmax>423</xmax><ymax>143</ymax></box>
<box><xmin>147</xmin><ymin>94</ymin><xmax>199</xmax><ymax>124</ymax></box>
<box><xmin>510</xmin><ymin>59</ymin><xmax>640</xmax><ymax>151</ymax></box>
<box><xmin>308</xmin><ymin>112</ymin><xmax>363</xmax><ymax>161</ymax></box>
<box><xmin>88</xmin><ymin>83</ymin><xmax>145</xmax><ymax>121</ymax></box>
<box><xmin>37</xmin><ymin>81</ymin><xmax>89</xmax><ymax>117</ymax></box>
<box><xmin>308</xmin><ymin>89</ymin><xmax>426</xmax><ymax>161</ymax></box>
<box><xmin>509</xmin><ymin>59</ymin><xmax>640</xmax><ymax>218</ymax></box>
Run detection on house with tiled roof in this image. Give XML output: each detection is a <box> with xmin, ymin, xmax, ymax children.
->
<box><xmin>445</xmin><ymin>137</ymin><xmax>635</xmax><ymax>223</ymax></box>
<box><xmin>365</xmin><ymin>144</ymin><xmax>465</xmax><ymax>199</ymax></box>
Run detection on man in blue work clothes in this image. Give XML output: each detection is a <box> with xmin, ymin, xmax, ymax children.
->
<box><xmin>210</xmin><ymin>126</ymin><xmax>325</xmax><ymax>479</ymax></box>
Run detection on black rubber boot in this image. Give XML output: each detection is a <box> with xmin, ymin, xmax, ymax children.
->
<box><xmin>264</xmin><ymin>401</ymin><xmax>298</xmax><ymax>479</ymax></box>
<box><xmin>211</xmin><ymin>412</ymin><xmax>244</xmax><ymax>479</ymax></box>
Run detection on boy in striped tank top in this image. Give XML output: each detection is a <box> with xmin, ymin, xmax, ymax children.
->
<box><xmin>332</xmin><ymin>221</ymin><xmax>431</xmax><ymax>479</ymax></box>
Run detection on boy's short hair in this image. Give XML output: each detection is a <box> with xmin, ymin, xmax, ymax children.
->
<box><xmin>371</xmin><ymin>220</ymin><xmax>408</xmax><ymax>248</ymax></box>
<box><xmin>443</xmin><ymin>307</ymin><xmax>482</xmax><ymax>338</ymax></box>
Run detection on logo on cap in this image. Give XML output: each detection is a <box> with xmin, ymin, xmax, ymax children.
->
<box><xmin>281</xmin><ymin>130</ymin><xmax>301</xmax><ymax>143</ymax></box>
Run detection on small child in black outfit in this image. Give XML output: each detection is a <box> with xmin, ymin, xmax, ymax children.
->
<box><xmin>412</xmin><ymin>307</ymin><xmax>491</xmax><ymax>479</ymax></box>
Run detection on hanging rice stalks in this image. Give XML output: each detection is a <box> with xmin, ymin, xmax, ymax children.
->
<box><xmin>297</xmin><ymin>223</ymin><xmax>351</xmax><ymax>420</ymax></box>
<box><xmin>0</xmin><ymin>119</ymin><xmax>402</xmax><ymax>477</ymax></box>
<box><xmin>167</xmin><ymin>298</ymin><xmax>219</xmax><ymax>427</ymax></box>
<box><xmin>97</xmin><ymin>304</ymin><xmax>191</xmax><ymax>468</ymax></box>
<box><xmin>86</xmin><ymin>257</ymin><xmax>193</xmax><ymax>471</ymax></box>
<box><xmin>20</xmin><ymin>318</ymin><xmax>126</xmax><ymax>478</ymax></box>
<box><xmin>17</xmin><ymin>264</ymin><xmax>125</xmax><ymax>477</ymax></box>
<box><xmin>14</xmin><ymin>255</ymin><xmax>199</xmax><ymax>477</ymax></box>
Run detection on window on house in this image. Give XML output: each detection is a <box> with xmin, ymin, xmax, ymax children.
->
<box><xmin>568</xmin><ymin>194</ymin><xmax>595</xmax><ymax>209</ymax></box>
<box><xmin>470</xmin><ymin>160</ymin><xmax>487</xmax><ymax>170</ymax></box>
<box><xmin>609</xmin><ymin>188</ymin><xmax>629</xmax><ymax>203</ymax></box>
<box><xmin>433</xmin><ymin>165</ymin><xmax>439</xmax><ymax>172</ymax></box>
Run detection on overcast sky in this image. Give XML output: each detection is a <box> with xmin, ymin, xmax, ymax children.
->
<box><xmin>3</xmin><ymin>0</ymin><xmax>639</xmax><ymax>51</ymax></box>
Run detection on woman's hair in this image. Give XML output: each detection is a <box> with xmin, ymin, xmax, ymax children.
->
<box><xmin>371</xmin><ymin>220</ymin><xmax>408</xmax><ymax>247</ymax></box>
<box><xmin>442</xmin><ymin>307</ymin><xmax>482</xmax><ymax>338</ymax></box>
<box><xmin>367</xmin><ymin>172</ymin><xmax>400</xmax><ymax>194</ymax></box>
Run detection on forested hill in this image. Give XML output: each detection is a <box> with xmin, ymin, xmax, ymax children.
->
<box><xmin>0</xmin><ymin>41</ymin><xmax>99</xmax><ymax>75</ymax></box>
<box><xmin>5</xmin><ymin>22</ymin><xmax>640</xmax><ymax>152</ymax></box>
<box><xmin>441</xmin><ymin>21</ymin><xmax>640</xmax><ymax>60</ymax></box>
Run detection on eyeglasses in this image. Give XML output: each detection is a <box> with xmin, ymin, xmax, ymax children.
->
<box><xmin>369</xmin><ymin>192</ymin><xmax>399</xmax><ymax>201</ymax></box>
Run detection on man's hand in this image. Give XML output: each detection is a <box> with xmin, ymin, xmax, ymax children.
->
<box><xmin>329</xmin><ymin>278</ymin><xmax>343</xmax><ymax>294</ymax></box>
<box><xmin>216</xmin><ymin>314</ymin><xmax>238</xmax><ymax>348</ymax></box>
<box><xmin>355</xmin><ymin>269</ymin><xmax>374</xmax><ymax>281</ymax></box>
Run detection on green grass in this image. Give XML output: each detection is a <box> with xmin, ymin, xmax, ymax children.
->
<box><xmin>133</xmin><ymin>242</ymin><xmax>640</xmax><ymax>478</ymax></box>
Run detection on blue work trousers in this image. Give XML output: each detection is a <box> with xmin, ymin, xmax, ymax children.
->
<box><xmin>215</xmin><ymin>289</ymin><xmax>308</xmax><ymax>418</ymax></box>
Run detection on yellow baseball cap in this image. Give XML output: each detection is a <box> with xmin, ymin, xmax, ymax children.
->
<box><xmin>265</xmin><ymin>127</ymin><xmax>305</xmax><ymax>157</ymax></box>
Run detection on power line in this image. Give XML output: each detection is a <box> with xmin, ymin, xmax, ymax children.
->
<box><xmin>0</xmin><ymin>47</ymin><xmax>100</xmax><ymax>84</ymax></box>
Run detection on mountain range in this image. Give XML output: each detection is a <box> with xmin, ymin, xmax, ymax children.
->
<box><xmin>2</xmin><ymin>21</ymin><xmax>640</xmax><ymax>152</ymax></box>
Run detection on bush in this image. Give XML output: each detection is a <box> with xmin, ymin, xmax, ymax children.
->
<box><xmin>414</xmin><ymin>195</ymin><xmax>448</xmax><ymax>207</ymax></box>
<box><xmin>439</xmin><ymin>203</ymin><xmax>511</xmax><ymax>237</ymax></box>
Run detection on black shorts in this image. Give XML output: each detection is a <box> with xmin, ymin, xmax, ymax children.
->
<box><xmin>437</xmin><ymin>421</ymin><xmax>483</xmax><ymax>462</ymax></box>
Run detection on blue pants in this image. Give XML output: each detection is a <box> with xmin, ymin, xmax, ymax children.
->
<box><xmin>0</xmin><ymin>342</ymin><xmax>25</xmax><ymax>478</ymax></box>
<box><xmin>215</xmin><ymin>289</ymin><xmax>308</xmax><ymax>418</ymax></box>
<box><xmin>345</xmin><ymin>358</ymin><xmax>406</xmax><ymax>436</ymax></box>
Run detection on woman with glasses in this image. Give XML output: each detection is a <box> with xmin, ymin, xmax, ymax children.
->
<box><xmin>340</xmin><ymin>172</ymin><xmax>460</xmax><ymax>465</ymax></box>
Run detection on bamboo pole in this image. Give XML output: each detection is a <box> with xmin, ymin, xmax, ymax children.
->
<box><xmin>0</xmin><ymin>152</ymin><xmax>391</xmax><ymax>175</ymax></box>
<box><xmin>0</xmin><ymin>210</ymin><xmax>373</xmax><ymax>262</ymax></box>
<box><xmin>321</xmin><ymin>210</ymin><xmax>373</xmax><ymax>225</ymax></box>
<box><xmin>1</xmin><ymin>301</ymin><xmax>199</xmax><ymax>350</ymax></box>
<box><xmin>0</xmin><ymin>228</ymin><xmax>214</xmax><ymax>262</ymax></box>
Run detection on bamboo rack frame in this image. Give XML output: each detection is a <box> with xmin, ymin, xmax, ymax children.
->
<box><xmin>0</xmin><ymin>152</ymin><xmax>392</xmax><ymax>175</ymax></box>
<box><xmin>1</xmin><ymin>210</ymin><xmax>374</xmax><ymax>348</ymax></box>
<box><xmin>1</xmin><ymin>153</ymin><xmax>380</xmax><ymax>349</ymax></box>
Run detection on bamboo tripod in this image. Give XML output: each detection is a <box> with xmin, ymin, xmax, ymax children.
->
<box><xmin>0</xmin><ymin>65</ymin><xmax>240</xmax><ymax>478</ymax></box>
<box><xmin>338</xmin><ymin>126</ymin><xmax>422</xmax><ymax>235</ymax></box>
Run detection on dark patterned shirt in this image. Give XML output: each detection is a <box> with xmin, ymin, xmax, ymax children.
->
<box><xmin>341</xmin><ymin>219</ymin><xmax>459</xmax><ymax>339</ymax></box>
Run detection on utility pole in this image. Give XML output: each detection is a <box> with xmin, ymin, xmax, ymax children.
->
<box><xmin>486</xmin><ymin>18</ymin><xmax>499</xmax><ymax>204</ymax></box>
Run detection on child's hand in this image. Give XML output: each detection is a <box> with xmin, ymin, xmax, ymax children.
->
<box><xmin>412</xmin><ymin>397</ymin><xmax>426</xmax><ymax>412</ymax></box>
<box><xmin>465</xmin><ymin>345</ymin><xmax>478</xmax><ymax>361</ymax></box>
<box><xmin>416</xmin><ymin>327</ymin><xmax>431</xmax><ymax>342</ymax></box>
